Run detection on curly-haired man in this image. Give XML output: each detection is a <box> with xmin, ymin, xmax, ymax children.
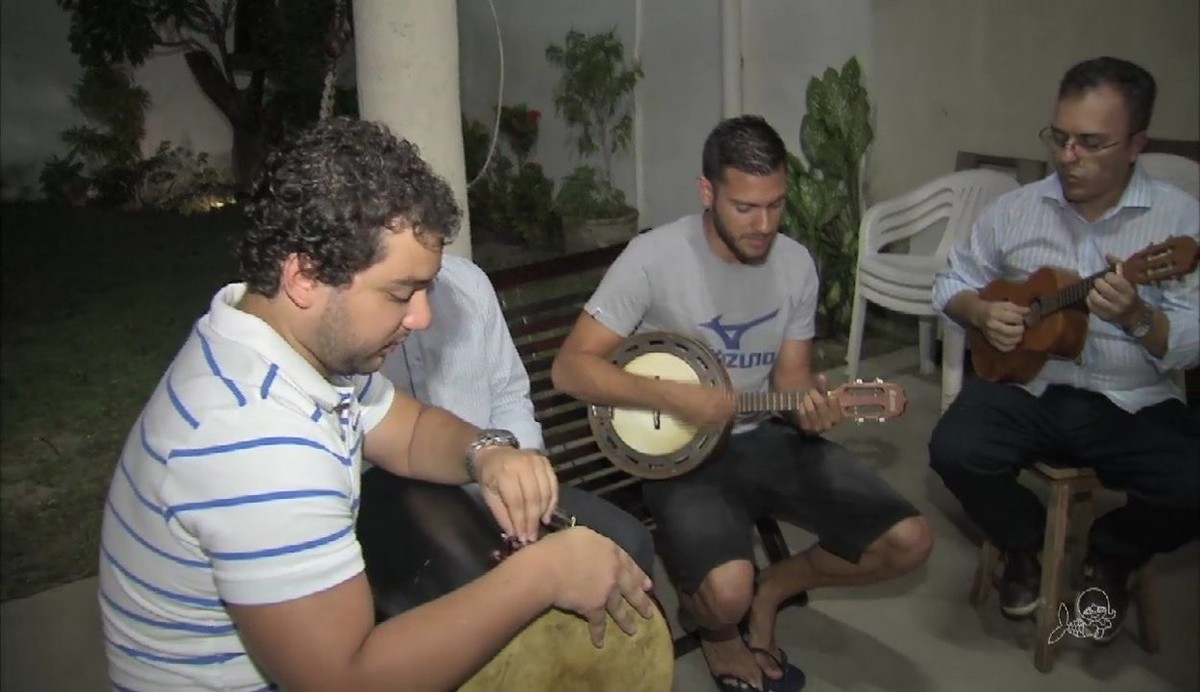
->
<box><xmin>98</xmin><ymin>117</ymin><xmax>656</xmax><ymax>690</ymax></box>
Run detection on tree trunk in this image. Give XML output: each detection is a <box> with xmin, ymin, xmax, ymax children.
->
<box><xmin>231</xmin><ymin>124</ymin><xmax>268</xmax><ymax>193</ymax></box>
<box><xmin>183</xmin><ymin>49</ymin><xmax>267</xmax><ymax>190</ymax></box>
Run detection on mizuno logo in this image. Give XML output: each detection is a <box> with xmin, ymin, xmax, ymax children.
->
<box><xmin>698</xmin><ymin>309</ymin><xmax>779</xmax><ymax>350</ymax></box>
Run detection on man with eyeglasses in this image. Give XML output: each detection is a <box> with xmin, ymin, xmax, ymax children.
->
<box><xmin>929</xmin><ymin>56</ymin><xmax>1198</xmax><ymax>642</ymax></box>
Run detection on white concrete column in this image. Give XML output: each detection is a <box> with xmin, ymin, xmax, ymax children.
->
<box><xmin>720</xmin><ymin>0</ymin><xmax>743</xmax><ymax>118</ymax></box>
<box><xmin>633</xmin><ymin>0</ymin><xmax>646</xmax><ymax>218</ymax></box>
<box><xmin>353</xmin><ymin>0</ymin><xmax>471</xmax><ymax>258</ymax></box>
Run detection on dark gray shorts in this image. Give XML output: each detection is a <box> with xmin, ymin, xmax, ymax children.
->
<box><xmin>641</xmin><ymin>419</ymin><xmax>921</xmax><ymax>593</ymax></box>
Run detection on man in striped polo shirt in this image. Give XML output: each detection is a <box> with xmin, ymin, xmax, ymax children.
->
<box><xmin>98</xmin><ymin>117</ymin><xmax>656</xmax><ymax>690</ymax></box>
<box><xmin>931</xmin><ymin>56</ymin><xmax>1199</xmax><ymax>639</ymax></box>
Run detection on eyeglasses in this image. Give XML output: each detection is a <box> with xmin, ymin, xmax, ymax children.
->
<box><xmin>1038</xmin><ymin>126</ymin><xmax>1129</xmax><ymax>156</ymax></box>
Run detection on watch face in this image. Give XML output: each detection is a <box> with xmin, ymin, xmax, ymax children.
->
<box><xmin>473</xmin><ymin>429</ymin><xmax>518</xmax><ymax>449</ymax></box>
<box><xmin>1128</xmin><ymin>305</ymin><xmax>1153</xmax><ymax>338</ymax></box>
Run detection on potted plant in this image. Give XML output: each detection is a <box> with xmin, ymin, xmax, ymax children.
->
<box><xmin>545</xmin><ymin>28</ymin><xmax>643</xmax><ymax>252</ymax></box>
<box><xmin>782</xmin><ymin>56</ymin><xmax>873</xmax><ymax>338</ymax></box>
<box><xmin>463</xmin><ymin>104</ymin><xmax>560</xmax><ymax>249</ymax></box>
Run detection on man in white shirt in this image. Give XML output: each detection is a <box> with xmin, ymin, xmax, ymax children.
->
<box><xmin>379</xmin><ymin>253</ymin><xmax>657</xmax><ymax>576</ymax></box>
<box><xmin>98</xmin><ymin>117</ymin><xmax>655</xmax><ymax>690</ymax></box>
<box><xmin>930</xmin><ymin>56</ymin><xmax>1199</xmax><ymax>639</ymax></box>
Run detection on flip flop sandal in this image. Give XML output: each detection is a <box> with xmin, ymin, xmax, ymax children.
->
<box><xmin>745</xmin><ymin>645</ymin><xmax>807</xmax><ymax>692</ymax></box>
<box><xmin>699</xmin><ymin>627</ymin><xmax>768</xmax><ymax>691</ymax></box>
<box><xmin>712</xmin><ymin>672</ymin><xmax>766</xmax><ymax>691</ymax></box>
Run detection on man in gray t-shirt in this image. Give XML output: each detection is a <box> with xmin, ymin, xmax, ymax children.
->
<box><xmin>553</xmin><ymin>115</ymin><xmax>931</xmax><ymax>692</ymax></box>
<box><xmin>584</xmin><ymin>208</ymin><xmax>818</xmax><ymax>435</ymax></box>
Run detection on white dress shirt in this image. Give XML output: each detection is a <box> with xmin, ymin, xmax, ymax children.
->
<box><xmin>933</xmin><ymin>163</ymin><xmax>1200</xmax><ymax>413</ymax></box>
<box><xmin>380</xmin><ymin>254</ymin><xmax>545</xmax><ymax>449</ymax></box>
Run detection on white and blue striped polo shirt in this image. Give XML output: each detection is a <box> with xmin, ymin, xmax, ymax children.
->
<box><xmin>98</xmin><ymin>283</ymin><xmax>395</xmax><ymax>690</ymax></box>
<box><xmin>933</xmin><ymin>163</ymin><xmax>1200</xmax><ymax>413</ymax></box>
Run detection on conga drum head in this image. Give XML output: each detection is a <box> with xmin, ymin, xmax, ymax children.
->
<box><xmin>356</xmin><ymin>472</ymin><xmax>675</xmax><ymax>690</ymax></box>
<box><xmin>460</xmin><ymin>607</ymin><xmax>674</xmax><ymax>691</ymax></box>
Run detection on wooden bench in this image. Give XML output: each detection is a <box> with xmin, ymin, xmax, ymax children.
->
<box><xmin>485</xmin><ymin>242</ymin><xmax>801</xmax><ymax>656</ymax></box>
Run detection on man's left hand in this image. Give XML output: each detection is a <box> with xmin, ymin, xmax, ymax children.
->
<box><xmin>1088</xmin><ymin>253</ymin><xmax>1143</xmax><ymax>329</ymax></box>
<box><xmin>796</xmin><ymin>374</ymin><xmax>844</xmax><ymax>435</ymax></box>
<box><xmin>474</xmin><ymin>446</ymin><xmax>560</xmax><ymax>545</ymax></box>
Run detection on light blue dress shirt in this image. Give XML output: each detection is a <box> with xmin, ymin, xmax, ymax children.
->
<box><xmin>933</xmin><ymin>163</ymin><xmax>1200</xmax><ymax>413</ymax></box>
<box><xmin>380</xmin><ymin>254</ymin><xmax>545</xmax><ymax>449</ymax></box>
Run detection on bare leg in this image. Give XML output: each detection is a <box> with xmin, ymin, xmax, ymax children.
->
<box><xmin>681</xmin><ymin>560</ymin><xmax>770</xmax><ymax>689</ymax></box>
<box><xmin>746</xmin><ymin>516</ymin><xmax>933</xmax><ymax>676</ymax></box>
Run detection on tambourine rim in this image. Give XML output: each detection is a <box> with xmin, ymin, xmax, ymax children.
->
<box><xmin>587</xmin><ymin>331</ymin><xmax>729</xmax><ymax>480</ymax></box>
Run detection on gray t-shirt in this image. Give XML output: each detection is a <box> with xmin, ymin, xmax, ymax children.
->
<box><xmin>584</xmin><ymin>213</ymin><xmax>819</xmax><ymax>432</ymax></box>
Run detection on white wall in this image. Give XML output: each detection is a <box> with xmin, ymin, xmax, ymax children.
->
<box><xmin>4</xmin><ymin>0</ymin><xmax>1196</xmax><ymax>223</ymax></box>
<box><xmin>870</xmin><ymin>0</ymin><xmax>1200</xmax><ymax>202</ymax></box>
<box><xmin>0</xmin><ymin>0</ymin><xmax>84</xmax><ymax>197</ymax></box>
<box><xmin>633</xmin><ymin>0</ymin><xmax>722</xmax><ymax>226</ymax></box>
<box><xmin>741</xmin><ymin>0</ymin><xmax>873</xmax><ymax>169</ymax></box>
<box><xmin>453</xmin><ymin>0</ymin><xmax>875</xmax><ymax>229</ymax></box>
<box><xmin>456</xmin><ymin>0</ymin><xmax>641</xmax><ymax>214</ymax></box>
<box><xmin>132</xmin><ymin>50</ymin><xmax>233</xmax><ymax>173</ymax></box>
<box><xmin>0</xmin><ymin>0</ymin><xmax>231</xmax><ymax>199</ymax></box>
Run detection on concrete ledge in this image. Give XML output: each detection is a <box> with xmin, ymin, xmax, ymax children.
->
<box><xmin>1</xmin><ymin>576</ymin><xmax>108</xmax><ymax>691</ymax></box>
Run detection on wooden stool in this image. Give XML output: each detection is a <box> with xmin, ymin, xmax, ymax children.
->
<box><xmin>969</xmin><ymin>463</ymin><xmax>1160</xmax><ymax>672</ymax></box>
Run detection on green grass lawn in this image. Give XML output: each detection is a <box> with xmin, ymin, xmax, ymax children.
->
<box><xmin>0</xmin><ymin>203</ymin><xmax>242</xmax><ymax>601</ymax></box>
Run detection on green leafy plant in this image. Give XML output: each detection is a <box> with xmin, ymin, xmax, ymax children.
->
<box><xmin>783</xmin><ymin>57</ymin><xmax>873</xmax><ymax>337</ymax></box>
<box><xmin>463</xmin><ymin>106</ymin><xmax>560</xmax><ymax>247</ymax></box>
<box><xmin>50</xmin><ymin>65</ymin><xmax>150</xmax><ymax>208</ymax></box>
<box><xmin>499</xmin><ymin>104</ymin><xmax>542</xmax><ymax>163</ymax></box>
<box><xmin>139</xmin><ymin>142</ymin><xmax>233</xmax><ymax>214</ymax></box>
<box><xmin>42</xmin><ymin>65</ymin><xmax>231</xmax><ymax>211</ymax></box>
<box><xmin>38</xmin><ymin>155</ymin><xmax>90</xmax><ymax>206</ymax></box>
<box><xmin>553</xmin><ymin>165</ymin><xmax>628</xmax><ymax>220</ymax></box>
<box><xmin>545</xmin><ymin>28</ymin><xmax>642</xmax><ymax>222</ymax></box>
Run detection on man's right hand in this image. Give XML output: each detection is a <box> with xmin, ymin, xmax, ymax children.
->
<box><xmin>660</xmin><ymin>381</ymin><xmax>736</xmax><ymax>427</ymax></box>
<box><xmin>973</xmin><ymin>300</ymin><xmax>1029</xmax><ymax>352</ymax></box>
<box><xmin>531</xmin><ymin>527</ymin><xmax>656</xmax><ymax>648</ymax></box>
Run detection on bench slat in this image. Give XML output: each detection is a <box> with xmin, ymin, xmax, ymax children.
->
<box><xmin>486</xmin><ymin>240</ymin><xmax>657</xmax><ymax>528</ymax></box>
<box><xmin>503</xmin><ymin>291</ymin><xmax>594</xmax><ymax>329</ymax></box>
<box><xmin>488</xmin><ymin>243</ymin><xmax>627</xmax><ymax>292</ymax></box>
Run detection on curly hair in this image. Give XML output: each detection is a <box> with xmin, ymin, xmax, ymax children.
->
<box><xmin>701</xmin><ymin>114</ymin><xmax>787</xmax><ymax>184</ymax></box>
<box><xmin>1058</xmin><ymin>57</ymin><xmax>1157</xmax><ymax>135</ymax></box>
<box><xmin>240</xmin><ymin>117</ymin><xmax>461</xmax><ymax>296</ymax></box>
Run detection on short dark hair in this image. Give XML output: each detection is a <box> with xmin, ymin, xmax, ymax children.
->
<box><xmin>1058</xmin><ymin>56</ymin><xmax>1157</xmax><ymax>134</ymax></box>
<box><xmin>701</xmin><ymin>114</ymin><xmax>787</xmax><ymax>183</ymax></box>
<box><xmin>240</xmin><ymin>117</ymin><xmax>461</xmax><ymax>297</ymax></box>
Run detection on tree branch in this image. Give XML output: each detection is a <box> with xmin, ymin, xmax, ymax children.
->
<box><xmin>183</xmin><ymin>49</ymin><xmax>247</xmax><ymax>125</ymax></box>
<box><xmin>247</xmin><ymin>68</ymin><xmax>266</xmax><ymax>118</ymax></box>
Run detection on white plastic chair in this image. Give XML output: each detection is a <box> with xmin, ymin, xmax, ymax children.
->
<box><xmin>845</xmin><ymin>169</ymin><xmax>1020</xmax><ymax>409</ymax></box>
<box><xmin>1138</xmin><ymin>152</ymin><xmax>1200</xmax><ymax>198</ymax></box>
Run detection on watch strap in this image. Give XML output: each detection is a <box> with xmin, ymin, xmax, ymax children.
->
<box><xmin>1124</xmin><ymin>302</ymin><xmax>1154</xmax><ymax>339</ymax></box>
<box><xmin>464</xmin><ymin>428</ymin><xmax>519</xmax><ymax>481</ymax></box>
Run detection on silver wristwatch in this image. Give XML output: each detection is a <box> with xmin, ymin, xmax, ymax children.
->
<box><xmin>464</xmin><ymin>428</ymin><xmax>519</xmax><ymax>481</ymax></box>
<box><xmin>1124</xmin><ymin>302</ymin><xmax>1154</xmax><ymax>340</ymax></box>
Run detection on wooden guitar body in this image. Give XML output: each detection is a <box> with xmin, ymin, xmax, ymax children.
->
<box><xmin>970</xmin><ymin>266</ymin><xmax>1089</xmax><ymax>383</ymax></box>
<box><xmin>966</xmin><ymin>236</ymin><xmax>1199</xmax><ymax>384</ymax></box>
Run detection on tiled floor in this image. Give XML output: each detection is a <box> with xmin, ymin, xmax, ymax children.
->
<box><xmin>661</xmin><ymin>353</ymin><xmax>1199</xmax><ymax>692</ymax></box>
<box><xmin>2</xmin><ymin>348</ymin><xmax>1196</xmax><ymax>691</ymax></box>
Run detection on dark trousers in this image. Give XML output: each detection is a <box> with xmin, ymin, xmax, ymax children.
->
<box><xmin>929</xmin><ymin>378</ymin><xmax>1200</xmax><ymax>571</ymax></box>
